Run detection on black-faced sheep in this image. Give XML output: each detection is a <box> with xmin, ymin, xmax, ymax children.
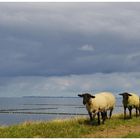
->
<box><xmin>78</xmin><ymin>93</ymin><xmax>109</xmax><ymax>125</ymax></box>
<box><xmin>119</xmin><ymin>92</ymin><xmax>140</xmax><ymax>119</ymax></box>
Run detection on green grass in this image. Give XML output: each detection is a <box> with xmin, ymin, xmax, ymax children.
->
<box><xmin>0</xmin><ymin>114</ymin><xmax>140</xmax><ymax>138</ymax></box>
<box><xmin>124</xmin><ymin>133</ymin><xmax>140</xmax><ymax>138</ymax></box>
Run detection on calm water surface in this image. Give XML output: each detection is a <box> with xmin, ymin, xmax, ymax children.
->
<box><xmin>0</xmin><ymin>97</ymin><xmax>123</xmax><ymax>125</ymax></box>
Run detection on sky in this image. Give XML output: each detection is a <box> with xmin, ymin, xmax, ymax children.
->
<box><xmin>0</xmin><ymin>2</ymin><xmax>140</xmax><ymax>97</ymax></box>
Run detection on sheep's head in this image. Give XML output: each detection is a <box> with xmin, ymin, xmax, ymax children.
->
<box><xmin>78</xmin><ymin>93</ymin><xmax>95</xmax><ymax>105</ymax></box>
<box><xmin>119</xmin><ymin>92</ymin><xmax>132</xmax><ymax>101</ymax></box>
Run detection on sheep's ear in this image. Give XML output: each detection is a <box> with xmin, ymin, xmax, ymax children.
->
<box><xmin>78</xmin><ymin>94</ymin><xmax>83</xmax><ymax>97</ymax></box>
<box><xmin>119</xmin><ymin>93</ymin><xmax>124</xmax><ymax>96</ymax></box>
<box><xmin>90</xmin><ymin>95</ymin><xmax>95</xmax><ymax>98</ymax></box>
<box><xmin>127</xmin><ymin>93</ymin><xmax>132</xmax><ymax>96</ymax></box>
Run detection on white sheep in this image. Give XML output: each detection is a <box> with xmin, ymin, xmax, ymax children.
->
<box><xmin>78</xmin><ymin>93</ymin><xmax>108</xmax><ymax>125</ymax></box>
<box><xmin>119</xmin><ymin>92</ymin><xmax>140</xmax><ymax>119</ymax></box>
<box><xmin>100</xmin><ymin>92</ymin><xmax>116</xmax><ymax>119</ymax></box>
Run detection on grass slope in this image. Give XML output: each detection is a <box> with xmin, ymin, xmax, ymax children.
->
<box><xmin>0</xmin><ymin>114</ymin><xmax>140</xmax><ymax>138</ymax></box>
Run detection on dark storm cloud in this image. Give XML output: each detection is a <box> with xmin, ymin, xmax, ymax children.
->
<box><xmin>1</xmin><ymin>3</ymin><xmax>140</xmax><ymax>97</ymax></box>
<box><xmin>0</xmin><ymin>3</ymin><xmax>140</xmax><ymax>77</ymax></box>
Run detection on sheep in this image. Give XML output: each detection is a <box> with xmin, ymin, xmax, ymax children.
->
<box><xmin>78</xmin><ymin>93</ymin><xmax>108</xmax><ymax>125</ymax></box>
<box><xmin>119</xmin><ymin>92</ymin><xmax>140</xmax><ymax>119</ymax></box>
<box><xmin>100</xmin><ymin>92</ymin><xmax>116</xmax><ymax>119</ymax></box>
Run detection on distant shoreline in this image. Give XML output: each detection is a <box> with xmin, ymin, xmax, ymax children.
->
<box><xmin>22</xmin><ymin>96</ymin><xmax>79</xmax><ymax>98</ymax></box>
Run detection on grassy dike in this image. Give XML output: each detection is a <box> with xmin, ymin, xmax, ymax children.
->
<box><xmin>0</xmin><ymin>114</ymin><xmax>140</xmax><ymax>138</ymax></box>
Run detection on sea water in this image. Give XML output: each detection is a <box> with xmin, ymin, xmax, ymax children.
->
<box><xmin>0</xmin><ymin>97</ymin><xmax>123</xmax><ymax>125</ymax></box>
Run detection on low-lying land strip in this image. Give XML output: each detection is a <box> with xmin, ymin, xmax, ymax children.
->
<box><xmin>0</xmin><ymin>114</ymin><xmax>140</xmax><ymax>138</ymax></box>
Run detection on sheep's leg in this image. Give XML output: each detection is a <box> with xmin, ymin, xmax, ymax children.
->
<box><xmin>104</xmin><ymin>111</ymin><xmax>108</xmax><ymax>119</ymax></box>
<box><xmin>139</xmin><ymin>108</ymin><xmax>140</xmax><ymax>116</ymax></box>
<box><xmin>88</xmin><ymin>111</ymin><xmax>93</xmax><ymax>121</ymax></box>
<box><xmin>136</xmin><ymin>108</ymin><xmax>138</xmax><ymax>117</ymax></box>
<box><xmin>97</xmin><ymin>112</ymin><xmax>100</xmax><ymax>125</ymax></box>
<box><xmin>128</xmin><ymin>107</ymin><xmax>132</xmax><ymax>118</ymax></box>
<box><xmin>124</xmin><ymin>107</ymin><xmax>126</xmax><ymax>119</ymax></box>
<box><xmin>101</xmin><ymin>112</ymin><xmax>106</xmax><ymax>124</ymax></box>
<box><xmin>109</xmin><ymin>108</ymin><xmax>113</xmax><ymax>119</ymax></box>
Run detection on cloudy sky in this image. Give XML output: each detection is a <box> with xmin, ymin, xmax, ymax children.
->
<box><xmin>0</xmin><ymin>2</ymin><xmax>140</xmax><ymax>97</ymax></box>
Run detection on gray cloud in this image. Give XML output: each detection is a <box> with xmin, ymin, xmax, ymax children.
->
<box><xmin>0</xmin><ymin>3</ymin><xmax>140</xmax><ymax>96</ymax></box>
<box><xmin>0</xmin><ymin>72</ymin><xmax>140</xmax><ymax>97</ymax></box>
<box><xmin>0</xmin><ymin>3</ymin><xmax>140</xmax><ymax>38</ymax></box>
